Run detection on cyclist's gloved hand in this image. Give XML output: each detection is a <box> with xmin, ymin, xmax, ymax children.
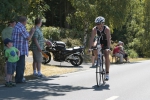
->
<box><xmin>88</xmin><ymin>47</ymin><xmax>93</xmax><ymax>53</ymax></box>
<box><xmin>106</xmin><ymin>47</ymin><xmax>110</xmax><ymax>51</ymax></box>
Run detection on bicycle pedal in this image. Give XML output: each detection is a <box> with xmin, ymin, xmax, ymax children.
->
<box><xmin>102</xmin><ymin>71</ymin><xmax>105</xmax><ymax>74</ymax></box>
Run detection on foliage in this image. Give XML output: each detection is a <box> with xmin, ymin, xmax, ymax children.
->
<box><xmin>42</xmin><ymin>0</ymin><xmax>150</xmax><ymax>57</ymax></box>
<box><xmin>112</xmin><ymin>0</ymin><xmax>150</xmax><ymax>57</ymax></box>
<box><xmin>42</xmin><ymin>27</ymin><xmax>61</xmax><ymax>41</ymax></box>
<box><xmin>68</xmin><ymin>0</ymin><xmax>130</xmax><ymax>31</ymax></box>
<box><xmin>0</xmin><ymin>0</ymin><xmax>49</xmax><ymax>75</ymax></box>
<box><xmin>127</xmin><ymin>49</ymin><xmax>138</xmax><ymax>58</ymax></box>
<box><xmin>42</xmin><ymin>26</ymin><xmax>83</xmax><ymax>47</ymax></box>
<box><xmin>61</xmin><ymin>38</ymin><xmax>82</xmax><ymax>48</ymax></box>
<box><xmin>44</xmin><ymin>0</ymin><xmax>74</xmax><ymax>28</ymax></box>
<box><xmin>138</xmin><ymin>0</ymin><xmax>150</xmax><ymax>57</ymax></box>
<box><xmin>0</xmin><ymin>0</ymin><xmax>49</xmax><ymax>23</ymax></box>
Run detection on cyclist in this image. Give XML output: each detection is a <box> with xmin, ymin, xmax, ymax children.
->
<box><xmin>89</xmin><ymin>16</ymin><xmax>111</xmax><ymax>80</ymax></box>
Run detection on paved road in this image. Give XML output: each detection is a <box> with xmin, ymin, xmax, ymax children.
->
<box><xmin>0</xmin><ymin>60</ymin><xmax>150</xmax><ymax>100</ymax></box>
<box><xmin>25</xmin><ymin>56</ymin><xmax>93</xmax><ymax>70</ymax></box>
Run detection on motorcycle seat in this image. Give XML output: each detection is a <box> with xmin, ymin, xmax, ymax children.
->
<box><xmin>73</xmin><ymin>46</ymin><xmax>80</xmax><ymax>49</ymax></box>
<box><xmin>65</xmin><ymin>48</ymin><xmax>73</xmax><ymax>52</ymax></box>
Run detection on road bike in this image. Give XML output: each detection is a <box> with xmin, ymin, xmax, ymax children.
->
<box><xmin>95</xmin><ymin>44</ymin><xmax>106</xmax><ymax>87</ymax></box>
<box><xmin>90</xmin><ymin>38</ymin><xmax>106</xmax><ymax>87</ymax></box>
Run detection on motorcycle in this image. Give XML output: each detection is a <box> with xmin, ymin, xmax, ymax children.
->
<box><xmin>42</xmin><ymin>41</ymin><xmax>84</xmax><ymax>66</ymax></box>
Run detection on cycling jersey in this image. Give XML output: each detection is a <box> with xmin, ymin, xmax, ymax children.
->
<box><xmin>96</xmin><ymin>25</ymin><xmax>107</xmax><ymax>46</ymax></box>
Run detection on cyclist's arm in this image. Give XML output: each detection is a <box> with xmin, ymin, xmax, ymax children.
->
<box><xmin>105</xmin><ymin>27</ymin><xmax>111</xmax><ymax>49</ymax></box>
<box><xmin>89</xmin><ymin>28</ymin><xmax>96</xmax><ymax>48</ymax></box>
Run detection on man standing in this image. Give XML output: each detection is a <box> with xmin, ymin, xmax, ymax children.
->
<box><xmin>89</xmin><ymin>16</ymin><xmax>111</xmax><ymax>80</ymax></box>
<box><xmin>12</xmin><ymin>16</ymin><xmax>35</xmax><ymax>83</ymax></box>
<box><xmin>30</xmin><ymin>18</ymin><xmax>51</xmax><ymax>77</ymax></box>
<box><xmin>1</xmin><ymin>20</ymin><xmax>16</xmax><ymax>80</ymax></box>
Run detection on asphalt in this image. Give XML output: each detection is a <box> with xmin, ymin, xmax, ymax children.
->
<box><xmin>0</xmin><ymin>57</ymin><xmax>150</xmax><ymax>100</ymax></box>
<box><xmin>25</xmin><ymin>56</ymin><xmax>94</xmax><ymax>71</ymax></box>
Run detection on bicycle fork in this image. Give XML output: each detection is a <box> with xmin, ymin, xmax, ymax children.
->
<box><xmin>97</xmin><ymin>54</ymin><xmax>103</xmax><ymax>72</ymax></box>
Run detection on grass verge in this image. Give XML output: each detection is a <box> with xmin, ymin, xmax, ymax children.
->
<box><xmin>129</xmin><ymin>58</ymin><xmax>150</xmax><ymax>62</ymax></box>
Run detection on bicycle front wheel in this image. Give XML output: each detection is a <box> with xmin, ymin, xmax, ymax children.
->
<box><xmin>96</xmin><ymin>65</ymin><xmax>101</xmax><ymax>87</ymax></box>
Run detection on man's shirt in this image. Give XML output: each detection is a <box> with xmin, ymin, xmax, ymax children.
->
<box><xmin>12</xmin><ymin>22</ymin><xmax>29</xmax><ymax>56</ymax></box>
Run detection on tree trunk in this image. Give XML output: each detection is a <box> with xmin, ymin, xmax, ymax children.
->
<box><xmin>0</xmin><ymin>25</ymin><xmax>5</xmax><ymax>75</ymax></box>
<box><xmin>83</xmin><ymin>22</ymin><xmax>89</xmax><ymax>53</ymax></box>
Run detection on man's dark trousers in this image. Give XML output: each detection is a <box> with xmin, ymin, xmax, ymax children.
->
<box><xmin>15</xmin><ymin>55</ymin><xmax>25</xmax><ymax>83</ymax></box>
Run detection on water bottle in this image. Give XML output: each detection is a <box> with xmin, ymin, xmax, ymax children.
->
<box><xmin>98</xmin><ymin>54</ymin><xmax>101</xmax><ymax>58</ymax></box>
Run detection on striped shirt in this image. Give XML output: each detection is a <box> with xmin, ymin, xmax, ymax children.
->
<box><xmin>12</xmin><ymin>22</ymin><xmax>29</xmax><ymax>56</ymax></box>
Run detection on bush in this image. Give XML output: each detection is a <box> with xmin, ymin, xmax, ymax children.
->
<box><xmin>127</xmin><ymin>49</ymin><xmax>138</xmax><ymax>58</ymax></box>
<box><xmin>42</xmin><ymin>27</ymin><xmax>61</xmax><ymax>41</ymax></box>
<box><xmin>61</xmin><ymin>38</ymin><xmax>82</xmax><ymax>48</ymax></box>
<box><xmin>42</xmin><ymin>27</ymin><xmax>84</xmax><ymax>39</ymax></box>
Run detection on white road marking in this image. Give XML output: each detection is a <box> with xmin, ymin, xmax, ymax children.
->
<box><xmin>106</xmin><ymin>96</ymin><xmax>119</xmax><ymax>100</ymax></box>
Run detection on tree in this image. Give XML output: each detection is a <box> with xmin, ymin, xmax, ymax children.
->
<box><xmin>44</xmin><ymin>0</ymin><xmax>74</xmax><ymax>28</ymax></box>
<box><xmin>137</xmin><ymin>0</ymin><xmax>150</xmax><ymax>57</ymax></box>
<box><xmin>68</xmin><ymin>0</ymin><xmax>130</xmax><ymax>48</ymax></box>
<box><xmin>0</xmin><ymin>0</ymin><xmax>49</xmax><ymax>74</ymax></box>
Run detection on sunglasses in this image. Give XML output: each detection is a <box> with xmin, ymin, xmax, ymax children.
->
<box><xmin>96</xmin><ymin>22</ymin><xmax>105</xmax><ymax>25</ymax></box>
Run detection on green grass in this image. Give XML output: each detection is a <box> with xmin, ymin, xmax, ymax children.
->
<box><xmin>129</xmin><ymin>58</ymin><xmax>150</xmax><ymax>62</ymax></box>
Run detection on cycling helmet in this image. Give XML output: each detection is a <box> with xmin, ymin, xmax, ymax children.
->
<box><xmin>94</xmin><ymin>16</ymin><xmax>105</xmax><ymax>24</ymax></box>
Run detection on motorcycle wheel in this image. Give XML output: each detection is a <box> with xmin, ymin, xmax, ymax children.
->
<box><xmin>42</xmin><ymin>52</ymin><xmax>51</xmax><ymax>64</ymax></box>
<box><xmin>70</xmin><ymin>55</ymin><xmax>83</xmax><ymax>66</ymax></box>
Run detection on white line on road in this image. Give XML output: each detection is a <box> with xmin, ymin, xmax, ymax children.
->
<box><xmin>106</xmin><ymin>96</ymin><xmax>119</xmax><ymax>100</ymax></box>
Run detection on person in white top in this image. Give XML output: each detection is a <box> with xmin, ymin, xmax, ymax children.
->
<box><xmin>118</xmin><ymin>41</ymin><xmax>130</xmax><ymax>62</ymax></box>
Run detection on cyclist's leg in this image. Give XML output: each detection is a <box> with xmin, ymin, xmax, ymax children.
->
<box><xmin>92</xmin><ymin>51</ymin><xmax>95</xmax><ymax>66</ymax></box>
<box><xmin>92</xmin><ymin>50</ymin><xmax>96</xmax><ymax>66</ymax></box>
<box><xmin>103</xmin><ymin>47</ymin><xmax>110</xmax><ymax>80</ymax></box>
<box><xmin>93</xmin><ymin>49</ymin><xmax>98</xmax><ymax>61</ymax></box>
<box><xmin>104</xmin><ymin>48</ymin><xmax>110</xmax><ymax>74</ymax></box>
<box><xmin>92</xmin><ymin>41</ymin><xmax>98</xmax><ymax>64</ymax></box>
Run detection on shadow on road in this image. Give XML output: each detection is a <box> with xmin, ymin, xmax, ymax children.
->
<box><xmin>0</xmin><ymin>77</ymin><xmax>91</xmax><ymax>100</ymax></box>
<box><xmin>111</xmin><ymin>61</ymin><xmax>142</xmax><ymax>65</ymax></box>
<box><xmin>89</xmin><ymin>61</ymin><xmax>143</xmax><ymax>68</ymax></box>
<box><xmin>90</xmin><ymin>66</ymin><xmax>96</xmax><ymax>68</ymax></box>
<box><xmin>92</xmin><ymin>84</ymin><xmax>110</xmax><ymax>91</ymax></box>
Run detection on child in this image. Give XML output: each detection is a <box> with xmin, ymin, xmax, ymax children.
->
<box><xmin>4</xmin><ymin>38</ymin><xmax>20</xmax><ymax>87</ymax></box>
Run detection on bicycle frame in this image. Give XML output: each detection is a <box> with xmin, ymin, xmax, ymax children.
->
<box><xmin>97</xmin><ymin>44</ymin><xmax>103</xmax><ymax>67</ymax></box>
<box><xmin>95</xmin><ymin>36</ymin><xmax>106</xmax><ymax>87</ymax></box>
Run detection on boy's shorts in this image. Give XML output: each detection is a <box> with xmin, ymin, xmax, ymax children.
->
<box><xmin>32</xmin><ymin>49</ymin><xmax>42</xmax><ymax>62</ymax></box>
<box><xmin>7</xmin><ymin>62</ymin><xmax>16</xmax><ymax>75</ymax></box>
